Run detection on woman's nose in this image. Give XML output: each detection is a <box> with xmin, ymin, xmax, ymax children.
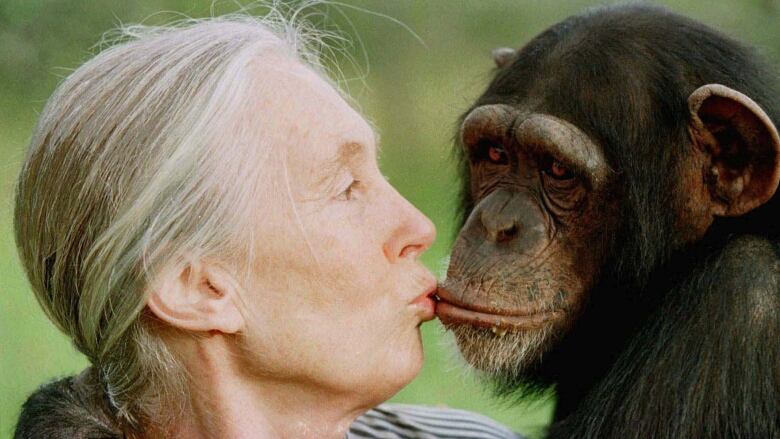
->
<box><xmin>383</xmin><ymin>191</ymin><xmax>436</xmax><ymax>263</ymax></box>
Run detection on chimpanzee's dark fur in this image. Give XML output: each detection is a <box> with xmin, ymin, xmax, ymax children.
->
<box><xmin>14</xmin><ymin>368</ymin><xmax>122</xmax><ymax>438</ymax></box>
<box><xmin>458</xmin><ymin>4</ymin><xmax>779</xmax><ymax>438</ymax></box>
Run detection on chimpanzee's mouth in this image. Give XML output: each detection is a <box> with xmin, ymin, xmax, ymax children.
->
<box><xmin>435</xmin><ymin>286</ymin><xmax>563</xmax><ymax>332</ymax></box>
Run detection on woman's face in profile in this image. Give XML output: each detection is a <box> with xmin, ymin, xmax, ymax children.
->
<box><xmin>237</xmin><ymin>57</ymin><xmax>437</xmax><ymax>399</ymax></box>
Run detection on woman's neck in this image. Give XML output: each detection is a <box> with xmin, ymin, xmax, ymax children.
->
<box><xmin>177</xmin><ymin>377</ymin><xmax>366</xmax><ymax>438</ymax></box>
<box><xmin>153</xmin><ymin>336</ymin><xmax>369</xmax><ymax>439</ymax></box>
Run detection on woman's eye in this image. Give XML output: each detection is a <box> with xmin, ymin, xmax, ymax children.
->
<box><xmin>336</xmin><ymin>179</ymin><xmax>361</xmax><ymax>201</ymax></box>
<box><xmin>543</xmin><ymin>160</ymin><xmax>575</xmax><ymax>180</ymax></box>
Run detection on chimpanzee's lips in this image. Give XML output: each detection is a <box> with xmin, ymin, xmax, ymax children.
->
<box><xmin>435</xmin><ymin>285</ymin><xmax>562</xmax><ymax>332</ymax></box>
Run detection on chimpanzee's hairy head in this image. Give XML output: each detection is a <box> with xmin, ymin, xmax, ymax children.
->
<box><xmin>438</xmin><ymin>4</ymin><xmax>780</xmax><ymax>391</ymax></box>
<box><xmin>468</xmin><ymin>4</ymin><xmax>779</xmax><ymax>282</ymax></box>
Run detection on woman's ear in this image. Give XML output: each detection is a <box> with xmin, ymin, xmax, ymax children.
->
<box><xmin>146</xmin><ymin>260</ymin><xmax>245</xmax><ymax>334</ymax></box>
<box><xmin>688</xmin><ymin>84</ymin><xmax>780</xmax><ymax>216</ymax></box>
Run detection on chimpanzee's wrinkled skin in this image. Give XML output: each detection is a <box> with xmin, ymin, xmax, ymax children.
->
<box><xmin>438</xmin><ymin>5</ymin><xmax>780</xmax><ymax>438</ymax></box>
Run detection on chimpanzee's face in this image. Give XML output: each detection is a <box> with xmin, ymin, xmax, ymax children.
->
<box><xmin>437</xmin><ymin>78</ymin><xmax>780</xmax><ymax>379</ymax></box>
<box><xmin>437</xmin><ymin>104</ymin><xmax>618</xmax><ymax>375</ymax></box>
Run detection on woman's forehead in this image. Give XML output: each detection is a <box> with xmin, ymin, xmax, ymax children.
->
<box><xmin>248</xmin><ymin>58</ymin><xmax>376</xmax><ymax>160</ymax></box>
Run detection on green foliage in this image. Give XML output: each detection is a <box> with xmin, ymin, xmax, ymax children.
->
<box><xmin>1</xmin><ymin>1</ymin><xmax>778</xmax><ymax>437</ymax></box>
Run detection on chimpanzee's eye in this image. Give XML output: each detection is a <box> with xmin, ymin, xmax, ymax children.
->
<box><xmin>474</xmin><ymin>139</ymin><xmax>509</xmax><ymax>165</ymax></box>
<box><xmin>543</xmin><ymin>160</ymin><xmax>575</xmax><ymax>180</ymax></box>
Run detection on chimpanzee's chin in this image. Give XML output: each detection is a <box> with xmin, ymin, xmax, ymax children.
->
<box><xmin>447</xmin><ymin>323</ymin><xmax>556</xmax><ymax>380</ymax></box>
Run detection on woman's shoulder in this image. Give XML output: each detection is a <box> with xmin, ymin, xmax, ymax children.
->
<box><xmin>349</xmin><ymin>403</ymin><xmax>525</xmax><ymax>439</ymax></box>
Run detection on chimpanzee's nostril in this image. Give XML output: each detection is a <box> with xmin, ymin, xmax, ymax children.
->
<box><xmin>496</xmin><ymin>224</ymin><xmax>518</xmax><ymax>243</ymax></box>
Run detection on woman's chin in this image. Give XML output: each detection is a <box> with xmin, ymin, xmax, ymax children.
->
<box><xmin>392</xmin><ymin>341</ymin><xmax>425</xmax><ymax>386</ymax></box>
<box><xmin>364</xmin><ymin>343</ymin><xmax>424</xmax><ymax>399</ymax></box>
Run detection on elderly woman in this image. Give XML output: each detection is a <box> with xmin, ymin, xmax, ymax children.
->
<box><xmin>12</xmin><ymin>11</ymin><xmax>521</xmax><ymax>439</ymax></box>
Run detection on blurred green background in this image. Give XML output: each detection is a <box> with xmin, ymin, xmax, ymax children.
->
<box><xmin>1</xmin><ymin>1</ymin><xmax>778</xmax><ymax>437</ymax></box>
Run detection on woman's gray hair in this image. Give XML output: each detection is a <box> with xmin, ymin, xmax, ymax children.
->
<box><xmin>14</xmin><ymin>4</ymin><xmax>344</xmax><ymax>431</ymax></box>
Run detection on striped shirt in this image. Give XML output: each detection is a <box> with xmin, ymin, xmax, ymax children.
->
<box><xmin>349</xmin><ymin>403</ymin><xmax>525</xmax><ymax>439</ymax></box>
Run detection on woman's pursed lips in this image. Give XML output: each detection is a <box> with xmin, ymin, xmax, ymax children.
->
<box><xmin>409</xmin><ymin>282</ymin><xmax>437</xmax><ymax>321</ymax></box>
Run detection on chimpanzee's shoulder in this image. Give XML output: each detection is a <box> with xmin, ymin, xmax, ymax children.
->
<box><xmin>713</xmin><ymin>234</ymin><xmax>778</xmax><ymax>294</ymax></box>
<box><xmin>719</xmin><ymin>234</ymin><xmax>777</xmax><ymax>258</ymax></box>
<box><xmin>14</xmin><ymin>370</ymin><xmax>123</xmax><ymax>439</ymax></box>
<box><xmin>702</xmin><ymin>235</ymin><xmax>779</xmax><ymax>327</ymax></box>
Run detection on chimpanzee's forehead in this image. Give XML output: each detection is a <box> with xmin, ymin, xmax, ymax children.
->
<box><xmin>471</xmin><ymin>44</ymin><xmax>679</xmax><ymax>162</ymax></box>
<box><xmin>474</xmin><ymin>4</ymin><xmax>713</xmax><ymax>105</ymax></box>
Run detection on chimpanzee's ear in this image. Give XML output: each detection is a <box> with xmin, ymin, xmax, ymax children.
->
<box><xmin>491</xmin><ymin>47</ymin><xmax>516</xmax><ymax>68</ymax></box>
<box><xmin>688</xmin><ymin>84</ymin><xmax>780</xmax><ymax>216</ymax></box>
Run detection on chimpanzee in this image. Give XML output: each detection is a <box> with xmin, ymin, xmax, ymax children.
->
<box><xmin>436</xmin><ymin>4</ymin><xmax>780</xmax><ymax>438</ymax></box>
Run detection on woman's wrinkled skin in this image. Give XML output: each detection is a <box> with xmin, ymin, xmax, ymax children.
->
<box><xmin>146</xmin><ymin>56</ymin><xmax>437</xmax><ymax>439</ymax></box>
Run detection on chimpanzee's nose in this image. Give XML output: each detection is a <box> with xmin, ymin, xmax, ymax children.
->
<box><xmin>479</xmin><ymin>190</ymin><xmax>521</xmax><ymax>243</ymax></box>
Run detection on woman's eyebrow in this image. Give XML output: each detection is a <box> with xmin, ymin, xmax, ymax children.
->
<box><xmin>310</xmin><ymin>141</ymin><xmax>367</xmax><ymax>191</ymax></box>
<box><xmin>335</xmin><ymin>141</ymin><xmax>366</xmax><ymax>166</ymax></box>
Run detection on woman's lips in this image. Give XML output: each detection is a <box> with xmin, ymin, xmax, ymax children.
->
<box><xmin>410</xmin><ymin>286</ymin><xmax>437</xmax><ymax>321</ymax></box>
